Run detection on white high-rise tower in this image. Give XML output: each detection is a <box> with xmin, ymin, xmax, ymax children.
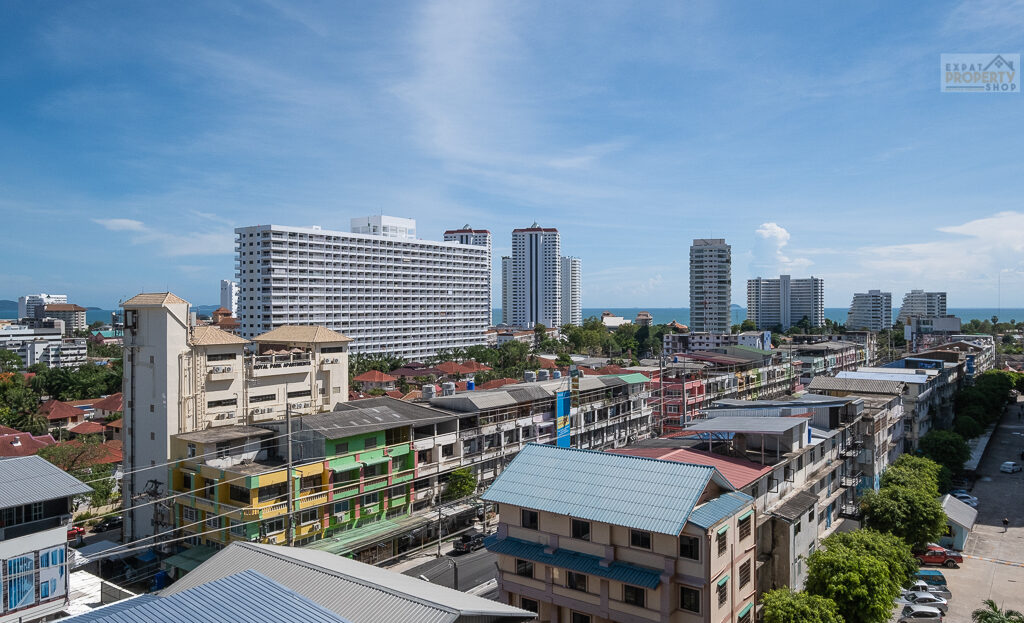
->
<box><xmin>561</xmin><ymin>256</ymin><xmax>582</xmax><ymax>327</ymax></box>
<box><xmin>508</xmin><ymin>224</ymin><xmax>561</xmax><ymax>328</ymax></box>
<box><xmin>689</xmin><ymin>239</ymin><xmax>731</xmax><ymax>333</ymax></box>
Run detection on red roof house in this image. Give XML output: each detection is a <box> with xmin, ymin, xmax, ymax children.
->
<box><xmin>353</xmin><ymin>370</ymin><xmax>397</xmax><ymax>390</ymax></box>
<box><xmin>606</xmin><ymin>446</ymin><xmax>773</xmax><ymax>490</ymax></box>
<box><xmin>0</xmin><ymin>431</ymin><xmax>57</xmax><ymax>457</ymax></box>
<box><xmin>39</xmin><ymin>400</ymin><xmax>85</xmax><ymax>426</ymax></box>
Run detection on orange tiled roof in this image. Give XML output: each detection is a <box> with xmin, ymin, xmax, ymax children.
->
<box><xmin>40</xmin><ymin>399</ymin><xmax>83</xmax><ymax>422</ymax></box>
<box><xmin>93</xmin><ymin>393</ymin><xmax>123</xmax><ymax>412</ymax></box>
<box><xmin>0</xmin><ymin>432</ymin><xmax>57</xmax><ymax>457</ymax></box>
<box><xmin>70</xmin><ymin>421</ymin><xmax>107</xmax><ymax>435</ymax></box>
<box><xmin>353</xmin><ymin>370</ymin><xmax>398</xmax><ymax>383</ymax></box>
<box><xmin>478</xmin><ymin>378</ymin><xmax>520</xmax><ymax>390</ymax></box>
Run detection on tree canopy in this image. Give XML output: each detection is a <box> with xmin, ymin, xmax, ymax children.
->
<box><xmin>971</xmin><ymin>599</ymin><xmax>1024</xmax><ymax>623</ymax></box>
<box><xmin>861</xmin><ymin>484</ymin><xmax>947</xmax><ymax>549</ymax></box>
<box><xmin>822</xmin><ymin>529</ymin><xmax>917</xmax><ymax>590</ymax></box>
<box><xmin>805</xmin><ymin>541</ymin><xmax>902</xmax><ymax>623</ymax></box>
<box><xmin>918</xmin><ymin>429</ymin><xmax>971</xmax><ymax>474</ymax></box>
<box><xmin>0</xmin><ymin>350</ymin><xmax>23</xmax><ymax>373</ymax></box>
<box><xmin>444</xmin><ymin>467</ymin><xmax>477</xmax><ymax>501</ymax></box>
<box><xmin>761</xmin><ymin>588</ymin><xmax>843</xmax><ymax>623</ymax></box>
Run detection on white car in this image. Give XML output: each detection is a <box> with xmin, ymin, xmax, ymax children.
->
<box><xmin>951</xmin><ymin>492</ymin><xmax>978</xmax><ymax>507</ymax></box>
<box><xmin>906</xmin><ymin>580</ymin><xmax>951</xmax><ymax>599</ymax></box>
<box><xmin>899</xmin><ymin>604</ymin><xmax>943</xmax><ymax>621</ymax></box>
<box><xmin>897</xmin><ymin>592</ymin><xmax>949</xmax><ymax>613</ymax></box>
<box><xmin>1001</xmin><ymin>461</ymin><xmax>1023</xmax><ymax>473</ymax></box>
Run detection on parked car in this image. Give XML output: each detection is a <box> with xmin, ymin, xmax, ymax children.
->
<box><xmin>915</xmin><ymin>569</ymin><xmax>948</xmax><ymax>586</ymax></box>
<box><xmin>948</xmin><ymin>489</ymin><xmax>970</xmax><ymax>497</ymax></box>
<box><xmin>915</xmin><ymin>545</ymin><xmax>963</xmax><ymax>568</ymax></box>
<box><xmin>93</xmin><ymin>515</ymin><xmax>123</xmax><ymax>533</ymax></box>
<box><xmin>1000</xmin><ymin>461</ymin><xmax>1022</xmax><ymax>473</ymax></box>
<box><xmin>906</xmin><ymin>580</ymin><xmax>951</xmax><ymax>599</ymax></box>
<box><xmin>951</xmin><ymin>492</ymin><xmax>978</xmax><ymax>507</ymax></box>
<box><xmin>66</xmin><ymin>526</ymin><xmax>85</xmax><ymax>541</ymax></box>
<box><xmin>899</xmin><ymin>605</ymin><xmax>944</xmax><ymax>622</ymax></box>
<box><xmin>452</xmin><ymin>529</ymin><xmax>485</xmax><ymax>553</ymax></box>
<box><xmin>897</xmin><ymin>591</ymin><xmax>949</xmax><ymax>613</ymax></box>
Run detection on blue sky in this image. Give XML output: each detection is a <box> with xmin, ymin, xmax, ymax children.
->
<box><xmin>3</xmin><ymin>1</ymin><xmax>1024</xmax><ymax>309</ymax></box>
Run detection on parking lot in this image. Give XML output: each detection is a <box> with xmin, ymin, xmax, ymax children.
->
<box><xmin>941</xmin><ymin>400</ymin><xmax>1024</xmax><ymax>620</ymax></box>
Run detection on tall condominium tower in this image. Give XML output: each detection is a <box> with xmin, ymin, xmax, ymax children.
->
<box><xmin>18</xmin><ymin>293</ymin><xmax>67</xmax><ymax>320</ymax></box>
<box><xmin>747</xmin><ymin>274</ymin><xmax>825</xmax><ymax>330</ymax></box>
<box><xmin>847</xmin><ymin>290</ymin><xmax>892</xmax><ymax>332</ymax></box>
<box><xmin>501</xmin><ymin>256</ymin><xmax>512</xmax><ymax>325</ymax></box>
<box><xmin>235</xmin><ymin>218</ymin><xmax>491</xmax><ymax>358</ymax></box>
<box><xmin>444</xmin><ymin>225</ymin><xmax>493</xmax><ymax>325</ymax></box>
<box><xmin>507</xmin><ymin>224</ymin><xmax>561</xmax><ymax>328</ymax></box>
<box><xmin>896</xmin><ymin>290</ymin><xmax>947</xmax><ymax>323</ymax></box>
<box><xmin>689</xmin><ymin>239</ymin><xmax>731</xmax><ymax>333</ymax></box>
<box><xmin>560</xmin><ymin>256</ymin><xmax>582</xmax><ymax>327</ymax></box>
<box><xmin>219</xmin><ymin>279</ymin><xmax>239</xmax><ymax>316</ymax></box>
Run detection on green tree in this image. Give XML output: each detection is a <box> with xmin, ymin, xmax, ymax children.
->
<box><xmin>739</xmin><ymin>319</ymin><xmax>757</xmax><ymax>332</ymax></box>
<box><xmin>88</xmin><ymin>320</ymin><xmax>105</xmax><ymax>330</ymax></box>
<box><xmin>805</xmin><ymin>542</ymin><xmax>902</xmax><ymax>623</ymax></box>
<box><xmin>38</xmin><ymin>435</ymin><xmax>116</xmax><ymax>508</ymax></box>
<box><xmin>823</xmin><ymin>529</ymin><xmax>917</xmax><ymax>590</ymax></box>
<box><xmin>861</xmin><ymin>486</ymin><xmax>947</xmax><ymax>549</ymax></box>
<box><xmin>954</xmin><ymin>415</ymin><xmax>984</xmax><ymax>439</ymax></box>
<box><xmin>880</xmin><ymin>454</ymin><xmax>943</xmax><ymax>496</ymax></box>
<box><xmin>445</xmin><ymin>467</ymin><xmax>477</xmax><ymax>500</ymax></box>
<box><xmin>0</xmin><ymin>350</ymin><xmax>23</xmax><ymax>373</ymax></box>
<box><xmin>918</xmin><ymin>429</ymin><xmax>971</xmax><ymax>473</ymax></box>
<box><xmin>971</xmin><ymin>599</ymin><xmax>1024</xmax><ymax>623</ymax></box>
<box><xmin>555</xmin><ymin>353</ymin><xmax>573</xmax><ymax>367</ymax></box>
<box><xmin>761</xmin><ymin>589</ymin><xmax>843</xmax><ymax>623</ymax></box>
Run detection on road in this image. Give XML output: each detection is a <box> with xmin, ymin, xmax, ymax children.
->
<box><xmin>403</xmin><ymin>548</ymin><xmax>498</xmax><ymax>594</ymax></box>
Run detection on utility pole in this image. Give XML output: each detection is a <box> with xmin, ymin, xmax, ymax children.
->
<box><xmin>437</xmin><ymin>502</ymin><xmax>443</xmax><ymax>557</ymax></box>
<box><xmin>286</xmin><ymin>395</ymin><xmax>294</xmax><ymax>546</ymax></box>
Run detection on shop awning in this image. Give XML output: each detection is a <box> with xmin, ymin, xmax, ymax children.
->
<box><xmin>361</xmin><ymin>456</ymin><xmax>391</xmax><ymax>468</ymax></box>
<box><xmin>387</xmin><ymin>444</ymin><xmax>410</xmax><ymax>457</ymax></box>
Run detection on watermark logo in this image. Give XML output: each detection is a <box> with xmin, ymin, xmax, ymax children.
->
<box><xmin>941</xmin><ymin>53</ymin><xmax>1019</xmax><ymax>93</ymax></box>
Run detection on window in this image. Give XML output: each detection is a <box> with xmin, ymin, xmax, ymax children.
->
<box><xmin>794</xmin><ymin>520</ymin><xmax>802</xmax><ymax>536</ymax></box>
<box><xmin>230</xmin><ymin>520</ymin><xmax>245</xmax><ymax>536</ymax></box>
<box><xmin>229</xmin><ymin>485</ymin><xmax>250</xmax><ymax>504</ymax></box>
<box><xmin>364</xmin><ymin>437</ymin><xmax>378</xmax><ymax>450</ymax></box>
<box><xmin>299</xmin><ymin>509</ymin><xmax>319</xmax><ymax>525</ymax></box>
<box><xmin>570</xmin><ymin>614</ymin><xmax>591</xmax><ymax>623</ymax></box>
<box><xmin>739</xmin><ymin>559</ymin><xmax>751</xmax><ymax>587</ymax></box>
<box><xmin>333</xmin><ymin>500</ymin><xmax>350</xmax><ymax>515</ymax></box>
<box><xmin>263</xmin><ymin>518</ymin><xmax>284</xmax><ymax>534</ymax></box>
<box><xmin>206</xmin><ymin>515</ymin><xmax>220</xmax><ymax>529</ymax></box>
<box><xmin>442</xmin><ymin>443</ymin><xmax>455</xmax><ymax>457</ymax></box>
<box><xmin>623</xmin><ymin>585</ymin><xmax>645</xmax><ymax>607</ymax></box>
<box><xmin>739</xmin><ymin>514</ymin><xmax>752</xmax><ymax>540</ymax></box>
<box><xmin>389</xmin><ymin>485</ymin><xmax>406</xmax><ymax>499</ymax></box>
<box><xmin>392</xmin><ymin>457</ymin><xmax>404</xmax><ymax>472</ymax></box>
<box><xmin>215</xmin><ymin>441</ymin><xmax>230</xmax><ymax>458</ymax></box>
<box><xmin>286</xmin><ymin>389</ymin><xmax>311</xmax><ymax>398</ymax></box>
<box><xmin>250</xmin><ymin>393</ymin><xmax>275</xmax><ymax>403</ymax></box>
<box><xmin>258</xmin><ymin>482</ymin><xmax>287</xmax><ymax>502</ymax></box>
<box><xmin>571</xmin><ymin>519</ymin><xmax>590</xmax><ymax>541</ymax></box>
<box><xmin>808</xmin><ymin>508</ymin><xmax>815</xmax><ymax>522</ymax></box>
<box><xmin>797</xmin><ymin>455</ymin><xmax>803</xmax><ymax>470</ymax></box>
<box><xmin>182</xmin><ymin>507</ymin><xmax>198</xmax><ymax>523</ymax></box>
<box><xmin>717</xmin><ymin>530</ymin><xmax>728</xmax><ymax>556</ymax></box>
<box><xmin>362</xmin><ymin>492</ymin><xmax>379</xmax><ymax>506</ymax></box>
<box><xmin>717</xmin><ymin>579</ymin><xmax>728</xmax><ymax>607</ymax></box>
<box><xmin>335</xmin><ymin>442</ymin><xmax>349</xmax><ymax>454</ymax></box>
<box><xmin>520</xmin><ymin>598</ymin><xmax>538</xmax><ymax>613</ymax></box>
<box><xmin>630</xmin><ymin>529</ymin><xmax>652</xmax><ymax>549</ymax></box>
<box><xmin>521</xmin><ymin>509</ymin><xmax>538</xmax><ymax>530</ymax></box>
<box><xmin>679</xmin><ymin>535</ymin><xmax>700</xmax><ymax>560</ymax></box>
<box><xmin>680</xmin><ymin>587</ymin><xmax>700</xmax><ymax>613</ymax></box>
<box><xmin>566</xmin><ymin>571</ymin><xmax>587</xmax><ymax>592</ymax></box>
<box><xmin>364</xmin><ymin>463</ymin><xmax>385</xmax><ymax>478</ymax></box>
<box><xmin>182</xmin><ymin>472</ymin><xmax>194</xmax><ymax>491</ymax></box>
<box><xmin>207</xmin><ymin>397</ymin><xmax>237</xmax><ymax>408</ymax></box>
<box><xmin>187</xmin><ymin>443</ymin><xmax>196</xmax><ymax>458</ymax></box>
<box><xmin>207</xmin><ymin>353</ymin><xmax>236</xmax><ymax>361</ymax></box>
<box><xmin>515</xmin><ymin>559</ymin><xmax>533</xmax><ymax>578</ymax></box>
<box><xmin>300</xmin><ymin>475</ymin><xmax>321</xmax><ymax>492</ymax></box>
<box><xmin>30</xmin><ymin>502</ymin><xmax>43</xmax><ymax>521</ymax></box>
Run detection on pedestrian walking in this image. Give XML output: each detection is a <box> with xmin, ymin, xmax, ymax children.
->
<box><xmin>1003</xmin><ymin>517</ymin><xmax>1010</xmax><ymax>532</ymax></box>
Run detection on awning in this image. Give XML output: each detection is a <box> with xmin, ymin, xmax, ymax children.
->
<box><xmin>388</xmin><ymin>444</ymin><xmax>410</xmax><ymax>457</ymax></box>
<box><xmin>739</xmin><ymin>602</ymin><xmax>753</xmax><ymax>617</ymax></box>
<box><xmin>738</xmin><ymin>510</ymin><xmax>754</xmax><ymax>521</ymax></box>
<box><xmin>361</xmin><ymin>456</ymin><xmax>391</xmax><ymax>468</ymax></box>
<box><xmin>716</xmin><ymin>524</ymin><xmax>730</xmax><ymax>535</ymax></box>
<box><xmin>717</xmin><ymin>574</ymin><xmax>730</xmax><ymax>587</ymax></box>
<box><xmin>161</xmin><ymin>546</ymin><xmax>217</xmax><ymax>573</ymax></box>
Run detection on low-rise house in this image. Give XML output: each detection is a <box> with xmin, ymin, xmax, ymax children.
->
<box><xmin>0</xmin><ymin>427</ymin><xmax>57</xmax><ymax>457</ymax></box>
<box><xmin>939</xmin><ymin>495</ymin><xmax>977</xmax><ymax>551</ymax></box>
<box><xmin>353</xmin><ymin>369</ymin><xmax>398</xmax><ymax>391</ymax></box>
<box><xmin>483</xmin><ymin>444</ymin><xmax>756</xmax><ymax>623</ymax></box>
<box><xmin>0</xmin><ymin>456</ymin><xmax>92</xmax><ymax>623</ymax></box>
<box><xmin>40</xmin><ymin>399</ymin><xmax>86</xmax><ymax>430</ymax></box>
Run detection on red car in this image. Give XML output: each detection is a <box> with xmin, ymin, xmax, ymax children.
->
<box><xmin>67</xmin><ymin>526</ymin><xmax>86</xmax><ymax>541</ymax></box>
<box><xmin>915</xmin><ymin>545</ymin><xmax>962</xmax><ymax>568</ymax></box>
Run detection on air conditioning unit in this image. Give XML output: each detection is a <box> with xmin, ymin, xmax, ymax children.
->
<box><xmin>223</xmin><ymin>366</ymin><xmax>232</xmax><ymax>372</ymax></box>
<box><xmin>311</xmin><ymin>522</ymin><xmax>321</xmax><ymax>530</ymax></box>
<box><xmin>212</xmin><ymin>366</ymin><xmax>223</xmax><ymax>373</ymax></box>
<box><xmin>250</xmin><ymin>535</ymin><xmax>260</xmax><ymax>542</ymax></box>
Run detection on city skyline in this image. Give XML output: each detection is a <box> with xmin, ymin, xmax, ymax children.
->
<box><xmin>3</xmin><ymin>2</ymin><xmax>1024</xmax><ymax>308</ymax></box>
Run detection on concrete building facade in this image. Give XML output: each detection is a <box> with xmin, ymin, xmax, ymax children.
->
<box><xmin>747</xmin><ymin>275</ymin><xmax>825</xmax><ymax>330</ymax></box>
<box><xmin>507</xmin><ymin>224</ymin><xmax>561</xmax><ymax>329</ymax></box>
<box><xmin>219</xmin><ymin>280</ymin><xmax>239</xmax><ymax>317</ymax></box>
<box><xmin>561</xmin><ymin>256</ymin><xmax>582</xmax><ymax>327</ymax></box>
<box><xmin>234</xmin><ymin>220</ymin><xmax>491</xmax><ymax>359</ymax></box>
<box><xmin>897</xmin><ymin>290</ymin><xmax>947</xmax><ymax>324</ymax></box>
<box><xmin>846</xmin><ymin>290</ymin><xmax>892</xmax><ymax>332</ymax></box>
<box><xmin>0</xmin><ymin>322</ymin><xmax>86</xmax><ymax>369</ymax></box>
<box><xmin>689</xmin><ymin>239</ymin><xmax>731</xmax><ymax>333</ymax></box>
<box><xmin>17</xmin><ymin>294</ymin><xmax>67</xmax><ymax>321</ymax></box>
<box><xmin>42</xmin><ymin>304</ymin><xmax>87</xmax><ymax>334</ymax></box>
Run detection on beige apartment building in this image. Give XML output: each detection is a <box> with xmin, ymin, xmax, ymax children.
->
<box><xmin>483</xmin><ymin>444</ymin><xmax>756</xmax><ymax>623</ymax></box>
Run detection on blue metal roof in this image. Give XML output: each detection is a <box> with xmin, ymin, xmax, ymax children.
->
<box><xmin>481</xmin><ymin>443</ymin><xmax>731</xmax><ymax>535</ymax></box>
<box><xmin>687</xmin><ymin>491</ymin><xmax>754</xmax><ymax>530</ymax></box>
<box><xmin>64</xmin><ymin>570</ymin><xmax>352</xmax><ymax>623</ymax></box>
<box><xmin>485</xmin><ymin>536</ymin><xmax>662</xmax><ymax>589</ymax></box>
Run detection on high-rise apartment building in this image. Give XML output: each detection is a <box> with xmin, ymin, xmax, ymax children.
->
<box><xmin>506</xmin><ymin>224</ymin><xmax>561</xmax><ymax>328</ymax></box>
<box><xmin>560</xmin><ymin>256</ymin><xmax>582</xmax><ymax>327</ymax></box>
<box><xmin>219</xmin><ymin>279</ymin><xmax>239</xmax><ymax>316</ymax></box>
<box><xmin>689</xmin><ymin>239</ymin><xmax>731</xmax><ymax>333</ymax></box>
<box><xmin>121</xmin><ymin>292</ymin><xmax>351</xmax><ymax>541</ymax></box>
<box><xmin>747</xmin><ymin>274</ymin><xmax>825</xmax><ymax>330</ymax></box>
<box><xmin>847</xmin><ymin>290</ymin><xmax>892</xmax><ymax>332</ymax></box>
<box><xmin>17</xmin><ymin>293</ymin><xmax>67</xmax><ymax>320</ymax></box>
<box><xmin>444</xmin><ymin>225</ymin><xmax>493</xmax><ymax>326</ymax></box>
<box><xmin>234</xmin><ymin>219</ymin><xmax>491</xmax><ymax>358</ymax></box>
<box><xmin>501</xmin><ymin>256</ymin><xmax>512</xmax><ymax>325</ymax></box>
<box><xmin>897</xmin><ymin>290</ymin><xmax>947</xmax><ymax>324</ymax></box>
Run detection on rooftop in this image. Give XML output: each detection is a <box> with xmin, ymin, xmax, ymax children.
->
<box><xmin>681</xmin><ymin>416</ymin><xmax>807</xmax><ymax>435</ymax></box>
<box><xmin>353</xmin><ymin>370</ymin><xmax>397</xmax><ymax>383</ymax></box>
<box><xmin>0</xmin><ymin>432</ymin><xmax>57</xmax><ymax>457</ymax></box>
<box><xmin>161</xmin><ymin>542</ymin><xmax>532</xmax><ymax>623</ymax></box>
<box><xmin>122</xmin><ymin>292</ymin><xmax>188</xmax><ymax>307</ymax></box>
<box><xmin>189</xmin><ymin>325</ymin><xmax>249</xmax><ymax>346</ymax></box>
<box><xmin>941</xmin><ymin>494</ymin><xmax>978</xmax><ymax>531</ymax></box>
<box><xmin>175</xmin><ymin>425</ymin><xmax>275</xmax><ymax>444</ymax></box>
<box><xmin>606</xmin><ymin>446</ymin><xmax>773</xmax><ymax>489</ymax></box>
<box><xmin>92</xmin><ymin>392</ymin><xmax>123</xmax><ymax>412</ymax></box>
<box><xmin>837</xmin><ymin>370</ymin><xmax>931</xmax><ymax>384</ymax></box>
<box><xmin>482</xmin><ymin>444</ymin><xmax>732</xmax><ymax>536</ymax></box>
<box><xmin>297</xmin><ymin>398</ymin><xmax>452</xmax><ymax>438</ymax></box>
<box><xmin>0</xmin><ymin>455</ymin><xmax>92</xmax><ymax>508</ymax></box>
<box><xmin>45</xmin><ymin>303</ymin><xmax>88</xmax><ymax>312</ymax></box>
<box><xmin>253</xmin><ymin>325</ymin><xmax>353</xmax><ymax>344</ymax></box>
<box><xmin>806</xmin><ymin>376</ymin><xmax>907</xmax><ymax>396</ymax></box>
<box><xmin>687</xmin><ymin>491</ymin><xmax>755</xmax><ymax>530</ymax></box>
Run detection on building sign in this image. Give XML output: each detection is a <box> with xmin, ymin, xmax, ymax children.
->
<box><xmin>556</xmin><ymin>390</ymin><xmax>571</xmax><ymax>448</ymax></box>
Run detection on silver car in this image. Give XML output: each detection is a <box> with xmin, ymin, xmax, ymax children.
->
<box><xmin>906</xmin><ymin>580</ymin><xmax>951</xmax><ymax>599</ymax></box>
<box><xmin>898</xmin><ymin>605</ymin><xmax>944</xmax><ymax>621</ymax></box>
<box><xmin>897</xmin><ymin>592</ymin><xmax>949</xmax><ymax>613</ymax></box>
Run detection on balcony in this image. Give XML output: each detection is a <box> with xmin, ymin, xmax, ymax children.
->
<box><xmin>840</xmin><ymin>472</ymin><xmax>863</xmax><ymax>488</ymax></box>
<box><xmin>298</xmin><ymin>491</ymin><xmax>328</xmax><ymax>510</ymax></box>
<box><xmin>839</xmin><ymin>441</ymin><xmax>863</xmax><ymax>459</ymax></box>
<box><xmin>838</xmin><ymin>504</ymin><xmax>863</xmax><ymax>520</ymax></box>
<box><xmin>0</xmin><ymin>514</ymin><xmax>70</xmax><ymax>540</ymax></box>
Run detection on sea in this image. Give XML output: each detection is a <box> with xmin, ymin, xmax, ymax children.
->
<box><xmin>2</xmin><ymin>306</ymin><xmax>1020</xmax><ymax>328</ymax></box>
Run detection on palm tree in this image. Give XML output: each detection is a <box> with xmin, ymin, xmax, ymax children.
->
<box><xmin>972</xmin><ymin>599</ymin><xmax>1024</xmax><ymax>623</ymax></box>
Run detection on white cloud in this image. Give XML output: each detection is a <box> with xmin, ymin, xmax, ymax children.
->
<box><xmin>93</xmin><ymin>218</ymin><xmax>147</xmax><ymax>231</ymax></box>
<box><xmin>92</xmin><ymin>217</ymin><xmax>233</xmax><ymax>257</ymax></box>
<box><xmin>751</xmin><ymin>222</ymin><xmax>812</xmax><ymax>276</ymax></box>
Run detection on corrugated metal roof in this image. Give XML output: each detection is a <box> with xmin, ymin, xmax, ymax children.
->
<box><xmin>807</xmin><ymin>376</ymin><xmax>906</xmax><ymax>396</ymax></box>
<box><xmin>0</xmin><ymin>455</ymin><xmax>92</xmax><ymax>508</ymax></box>
<box><xmin>485</xmin><ymin>536</ymin><xmax>661</xmax><ymax>589</ymax></box>
<box><xmin>687</xmin><ymin>492</ymin><xmax>754</xmax><ymax>530</ymax></box>
<box><xmin>941</xmin><ymin>494</ymin><xmax>978</xmax><ymax>531</ymax></box>
<box><xmin>160</xmin><ymin>542</ymin><xmax>533</xmax><ymax>623</ymax></box>
<box><xmin>683</xmin><ymin>417</ymin><xmax>806</xmax><ymax>434</ymax></box>
<box><xmin>837</xmin><ymin>370</ymin><xmax>930</xmax><ymax>384</ymax></box>
<box><xmin>769</xmin><ymin>490</ymin><xmax>819</xmax><ymax>522</ymax></box>
<box><xmin>481</xmin><ymin>444</ymin><xmax>730</xmax><ymax>535</ymax></box>
<box><xmin>65</xmin><ymin>570</ymin><xmax>352</xmax><ymax>623</ymax></box>
<box><xmin>296</xmin><ymin>398</ymin><xmax>453</xmax><ymax>437</ymax></box>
